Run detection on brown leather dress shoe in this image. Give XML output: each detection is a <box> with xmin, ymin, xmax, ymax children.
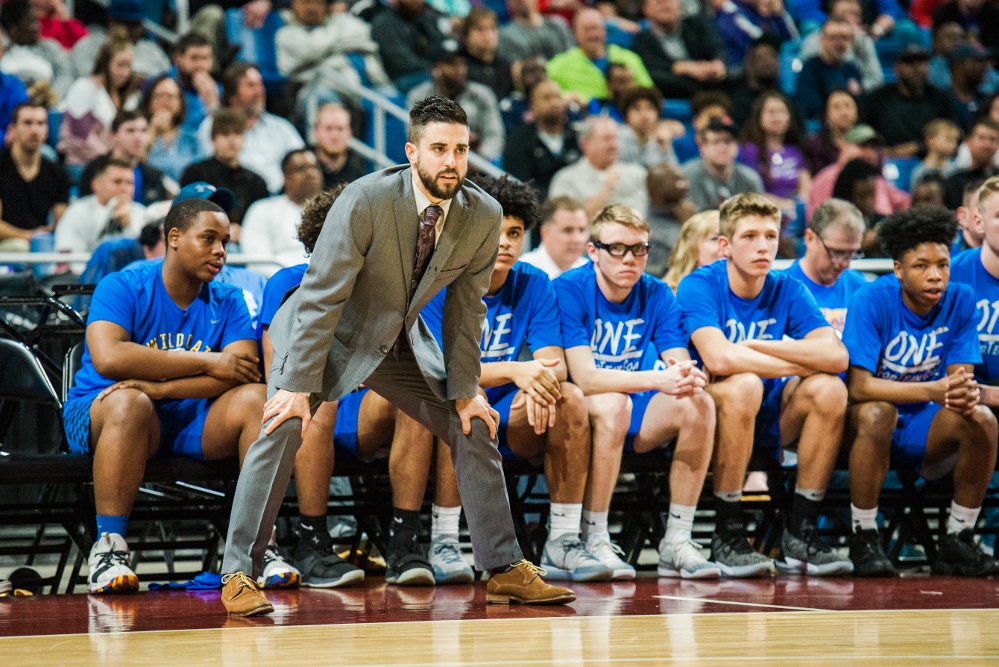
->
<box><xmin>486</xmin><ymin>560</ymin><xmax>576</xmax><ymax>605</ymax></box>
<box><xmin>221</xmin><ymin>572</ymin><xmax>274</xmax><ymax>616</ymax></box>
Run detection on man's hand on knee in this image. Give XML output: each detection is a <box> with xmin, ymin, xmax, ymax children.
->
<box><xmin>263</xmin><ymin>389</ymin><xmax>312</xmax><ymax>437</ymax></box>
<box><xmin>456</xmin><ymin>395</ymin><xmax>499</xmax><ymax>439</ymax></box>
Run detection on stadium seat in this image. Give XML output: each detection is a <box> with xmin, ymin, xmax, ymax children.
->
<box><xmin>224</xmin><ymin>9</ymin><xmax>288</xmax><ymax>95</ymax></box>
<box><xmin>780</xmin><ymin>40</ymin><xmax>803</xmax><ymax>95</ymax></box>
<box><xmin>605</xmin><ymin>22</ymin><xmax>635</xmax><ymax>49</ymax></box>
<box><xmin>882</xmin><ymin>157</ymin><xmax>921</xmax><ymax>193</ymax></box>
<box><xmin>662</xmin><ymin>99</ymin><xmax>692</xmax><ymax>124</ymax></box>
<box><xmin>46</xmin><ymin>109</ymin><xmax>61</xmax><ymax>148</ymax></box>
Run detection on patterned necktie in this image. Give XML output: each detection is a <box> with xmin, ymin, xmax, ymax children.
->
<box><xmin>393</xmin><ymin>205</ymin><xmax>443</xmax><ymax>358</ymax></box>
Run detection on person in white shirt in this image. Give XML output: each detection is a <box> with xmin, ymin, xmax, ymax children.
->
<box><xmin>519</xmin><ymin>195</ymin><xmax>589</xmax><ymax>278</ymax></box>
<box><xmin>241</xmin><ymin>148</ymin><xmax>324</xmax><ymax>277</ymax></box>
<box><xmin>54</xmin><ymin>158</ymin><xmax>147</xmax><ymax>272</ymax></box>
<box><xmin>198</xmin><ymin>63</ymin><xmax>306</xmax><ymax>193</ymax></box>
<box><xmin>547</xmin><ymin>116</ymin><xmax>649</xmax><ymax>219</ymax></box>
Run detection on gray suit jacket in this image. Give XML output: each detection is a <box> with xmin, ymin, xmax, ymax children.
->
<box><xmin>267</xmin><ymin>165</ymin><xmax>502</xmax><ymax>402</ymax></box>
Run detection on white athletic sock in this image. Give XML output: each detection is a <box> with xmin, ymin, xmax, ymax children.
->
<box><xmin>664</xmin><ymin>503</ymin><xmax>697</xmax><ymax>545</ymax></box>
<box><xmin>714</xmin><ymin>490</ymin><xmax>742</xmax><ymax>503</ymax></box>
<box><xmin>947</xmin><ymin>501</ymin><xmax>981</xmax><ymax>534</ymax></box>
<box><xmin>431</xmin><ymin>504</ymin><xmax>462</xmax><ymax>540</ymax></box>
<box><xmin>582</xmin><ymin>509</ymin><xmax>609</xmax><ymax>541</ymax></box>
<box><xmin>548</xmin><ymin>503</ymin><xmax>582</xmax><ymax>541</ymax></box>
<box><xmin>851</xmin><ymin>504</ymin><xmax>879</xmax><ymax>532</ymax></box>
<box><xmin>795</xmin><ymin>488</ymin><xmax>826</xmax><ymax>502</ymax></box>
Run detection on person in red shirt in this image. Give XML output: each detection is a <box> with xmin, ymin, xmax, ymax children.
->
<box><xmin>31</xmin><ymin>0</ymin><xmax>87</xmax><ymax>49</ymax></box>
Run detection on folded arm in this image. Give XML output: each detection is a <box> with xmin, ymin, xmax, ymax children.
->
<box><xmin>847</xmin><ymin>363</ymin><xmax>974</xmax><ymax>407</ymax></box>
<box><xmin>691</xmin><ymin>326</ymin><xmax>809</xmax><ymax>379</ymax></box>
<box><xmin>739</xmin><ymin>327</ymin><xmax>849</xmax><ymax>375</ymax></box>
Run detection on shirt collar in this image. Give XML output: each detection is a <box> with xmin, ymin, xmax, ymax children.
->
<box><xmin>412</xmin><ymin>170</ymin><xmax>453</xmax><ymax>238</ymax></box>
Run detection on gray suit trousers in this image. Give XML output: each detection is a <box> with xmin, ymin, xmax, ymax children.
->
<box><xmin>222</xmin><ymin>351</ymin><xmax>524</xmax><ymax>576</ymax></box>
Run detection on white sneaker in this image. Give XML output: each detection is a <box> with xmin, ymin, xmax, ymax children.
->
<box><xmin>87</xmin><ymin>532</ymin><xmax>138</xmax><ymax>594</ymax></box>
<box><xmin>658</xmin><ymin>538</ymin><xmax>721</xmax><ymax>579</ymax></box>
<box><xmin>428</xmin><ymin>535</ymin><xmax>475</xmax><ymax>584</ymax></box>
<box><xmin>540</xmin><ymin>534</ymin><xmax>614</xmax><ymax>582</ymax></box>
<box><xmin>585</xmin><ymin>535</ymin><xmax>636</xmax><ymax>580</ymax></box>
<box><xmin>257</xmin><ymin>547</ymin><xmax>302</xmax><ymax>589</ymax></box>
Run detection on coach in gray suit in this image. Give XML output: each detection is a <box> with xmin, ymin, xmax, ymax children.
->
<box><xmin>220</xmin><ymin>97</ymin><xmax>574</xmax><ymax>615</ymax></box>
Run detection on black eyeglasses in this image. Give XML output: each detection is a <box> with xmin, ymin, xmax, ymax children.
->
<box><xmin>817</xmin><ymin>235</ymin><xmax>864</xmax><ymax>264</ymax></box>
<box><xmin>591</xmin><ymin>240</ymin><xmax>651</xmax><ymax>258</ymax></box>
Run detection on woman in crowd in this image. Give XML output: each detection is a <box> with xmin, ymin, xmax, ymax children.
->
<box><xmin>739</xmin><ymin>91</ymin><xmax>810</xmax><ymax>210</ymax></box>
<box><xmin>140</xmin><ymin>74</ymin><xmax>204</xmax><ymax>182</ymax></box>
<box><xmin>663</xmin><ymin>210</ymin><xmax>722</xmax><ymax>292</ymax></box>
<box><xmin>57</xmin><ymin>30</ymin><xmax>140</xmax><ymax>172</ymax></box>
<box><xmin>803</xmin><ymin>88</ymin><xmax>858</xmax><ymax>175</ymax></box>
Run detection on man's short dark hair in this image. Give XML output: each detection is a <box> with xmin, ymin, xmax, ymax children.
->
<box><xmin>139</xmin><ymin>222</ymin><xmax>163</xmax><ymax>249</ymax></box>
<box><xmin>10</xmin><ymin>100</ymin><xmax>48</xmax><ymax>126</ymax></box>
<box><xmin>211</xmin><ymin>108</ymin><xmax>247</xmax><ymax>138</ymax></box>
<box><xmin>221</xmin><ymin>62</ymin><xmax>257</xmax><ymax>107</ymax></box>
<box><xmin>620</xmin><ymin>86</ymin><xmax>663</xmax><ymax>118</ymax></box>
<box><xmin>474</xmin><ymin>175</ymin><xmax>541</xmax><ymax>230</ymax></box>
<box><xmin>111</xmin><ymin>109</ymin><xmax>145</xmax><ymax>133</ymax></box>
<box><xmin>165</xmin><ymin>199</ymin><xmax>226</xmax><ymax>239</ymax></box>
<box><xmin>173</xmin><ymin>31</ymin><xmax>212</xmax><ymax>56</ymax></box>
<box><xmin>281</xmin><ymin>148</ymin><xmax>316</xmax><ymax>174</ymax></box>
<box><xmin>690</xmin><ymin>90</ymin><xmax>733</xmax><ymax>117</ymax></box>
<box><xmin>298</xmin><ymin>184</ymin><xmax>347</xmax><ymax>254</ymax></box>
<box><xmin>540</xmin><ymin>196</ymin><xmax>584</xmax><ymax>226</ymax></box>
<box><xmin>0</xmin><ymin>0</ymin><xmax>31</xmax><ymax>32</ymax></box>
<box><xmin>876</xmin><ymin>206</ymin><xmax>959</xmax><ymax>260</ymax></box>
<box><xmin>93</xmin><ymin>157</ymin><xmax>134</xmax><ymax>180</ymax></box>
<box><xmin>969</xmin><ymin>117</ymin><xmax>999</xmax><ymax>136</ymax></box>
<box><xmin>408</xmin><ymin>95</ymin><xmax>468</xmax><ymax>144</ymax></box>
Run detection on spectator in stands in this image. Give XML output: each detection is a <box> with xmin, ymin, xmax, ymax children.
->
<box><xmin>683</xmin><ymin>116</ymin><xmax>765</xmax><ymax>212</ymax></box>
<box><xmin>912</xmin><ymin>173</ymin><xmax>949</xmax><ymax>208</ymax></box>
<box><xmin>585</xmin><ymin>63</ymin><xmax>636</xmax><ymax>122</ymax></box>
<box><xmin>503</xmin><ymin>79</ymin><xmax>580</xmax><ymax>199</ymax></box>
<box><xmin>677</xmin><ymin>193</ymin><xmax>851</xmax><ymax>579</ymax></box>
<box><xmin>370</xmin><ymin>0</ymin><xmax>454</xmax><ymax>94</ymax></box>
<box><xmin>843</xmin><ymin>207</ymin><xmax>998</xmax><ymax>578</ymax></box>
<box><xmin>520</xmin><ymin>196</ymin><xmax>589</xmax><ymax>278</ymax></box>
<box><xmin>947</xmin><ymin>42</ymin><xmax>992</xmax><ymax>130</ymax></box>
<box><xmin>738</xmin><ymin>91</ymin><xmax>810</xmax><ymax>212</ymax></box>
<box><xmin>954</xmin><ymin>178</ymin><xmax>985</xmax><ymax>253</ymax></box>
<box><xmin>181</xmin><ymin>109</ymin><xmax>269</xmax><ymax>230</ymax></box>
<box><xmin>498</xmin><ymin>0</ymin><xmax>573</xmax><ymax>62</ymax></box>
<box><xmin>241</xmin><ymin>149</ymin><xmax>323</xmax><ymax>277</ymax></box>
<box><xmin>645</xmin><ymin>162</ymin><xmax>697</xmax><ymax>275</ymax></box>
<box><xmin>663</xmin><ymin>210</ymin><xmax>722</xmax><ymax>290</ymax></box>
<box><xmin>199</xmin><ymin>64</ymin><xmax>306</xmax><ymax>193</ymax></box>
<box><xmin>714</xmin><ymin>0</ymin><xmax>798</xmax><ymax>68</ymax></box>
<box><xmin>932</xmin><ymin>0</ymin><xmax>999</xmax><ymax>54</ymax></box>
<box><xmin>78</xmin><ymin>221</ymin><xmax>166</xmax><ymax>292</ymax></box>
<box><xmin>70</xmin><ymin>0</ymin><xmax>170</xmax><ymax>80</ymax></box>
<box><xmin>167</xmin><ymin>32</ymin><xmax>221</xmax><ymax>134</ymax></box>
<box><xmin>460</xmin><ymin>7</ymin><xmax>513</xmax><ymax>101</ymax></box>
<box><xmin>55</xmin><ymin>158</ymin><xmax>147</xmax><ymax>269</ymax></box>
<box><xmin>0</xmin><ymin>0</ymin><xmax>71</xmax><ymax>98</ymax></box>
<box><xmin>58</xmin><ymin>32</ymin><xmax>140</xmax><ymax>170</ymax></box>
<box><xmin>141</xmin><ymin>74</ymin><xmax>205</xmax><ymax>183</ymax></box>
<box><xmin>910</xmin><ymin>119</ymin><xmax>961</xmax><ymax>189</ymax></box>
<box><xmin>187</xmin><ymin>0</ymin><xmax>274</xmax><ymax>72</ymax></box>
<box><xmin>546</xmin><ymin>8</ymin><xmax>654</xmax><ymax>104</ymax></box>
<box><xmin>0</xmin><ymin>102</ymin><xmax>68</xmax><ymax>250</ymax></box>
<box><xmin>729</xmin><ymin>34</ymin><xmax>803</xmax><ymax>133</ymax></box>
<box><xmin>927</xmin><ymin>21</ymin><xmax>999</xmax><ymax>95</ymax></box>
<box><xmin>945</xmin><ymin>118</ymin><xmax>999</xmax><ymax>207</ymax></box>
<box><xmin>797</xmin><ymin>18</ymin><xmax>865</xmax><ymax>120</ymax></box>
<box><xmin>631</xmin><ymin>0</ymin><xmax>727</xmax><ymax>99</ymax></box>
<box><xmin>77</xmin><ymin>111</ymin><xmax>175</xmax><ymax>206</ymax></box>
<box><xmin>803</xmin><ymin>90</ymin><xmax>858</xmax><ymax>176</ymax></box>
<box><xmin>33</xmin><ymin>0</ymin><xmax>87</xmax><ymax>50</ymax></box>
<box><xmin>312</xmin><ymin>103</ymin><xmax>369</xmax><ymax>189</ymax></box>
<box><xmin>832</xmin><ymin>158</ymin><xmax>882</xmax><ymax>253</ymax></box>
<box><xmin>555</xmin><ymin>204</ymin><xmax>718</xmax><ymax>581</ymax></box>
<box><xmin>0</xmin><ymin>42</ymin><xmax>29</xmax><ymax>147</ymax></box>
<box><xmin>617</xmin><ymin>86</ymin><xmax>679</xmax><ymax>168</ymax></box>
<box><xmin>65</xmin><ymin>198</ymin><xmax>266</xmax><ymax>595</ymax></box>
<box><xmin>549</xmin><ymin>116</ymin><xmax>649</xmax><ymax>218</ymax></box>
<box><xmin>406</xmin><ymin>46</ymin><xmax>505</xmax><ymax>162</ymax></box>
<box><xmin>799</xmin><ymin>0</ymin><xmax>884</xmax><ymax>92</ymax></box>
<box><xmin>784</xmin><ymin>198</ymin><xmax>868</xmax><ymax>335</ymax></box>
<box><xmin>275</xmin><ymin>0</ymin><xmax>391</xmax><ymax>129</ymax></box>
<box><xmin>672</xmin><ymin>90</ymin><xmax>734</xmax><ymax>163</ymax></box>
<box><xmin>808</xmin><ymin>124</ymin><xmax>910</xmax><ymax>218</ymax></box>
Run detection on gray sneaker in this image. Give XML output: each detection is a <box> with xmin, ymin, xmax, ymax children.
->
<box><xmin>658</xmin><ymin>538</ymin><xmax>721</xmax><ymax>579</ymax></box>
<box><xmin>711</xmin><ymin>519</ymin><xmax>776</xmax><ymax>578</ymax></box>
<box><xmin>778</xmin><ymin>521</ymin><xmax>853</xmax><ymax>576</ymax></box>
<box><xmin>541</xmin><ymin>534</ymin><xmax>615</xmax><ymax>582</ymax></box>
<box><xmin>428</xmin><ymin>535</ymin><xmax>474</xmax><ymax>584</ymax></box>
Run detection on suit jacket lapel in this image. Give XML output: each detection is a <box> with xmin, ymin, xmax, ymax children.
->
<box><xmin>410</xmin><ymin>188</ymin><xmax>469</xmax><ymax>311</ymax></box>
<box><xmin>394</xmin><ymin>169</ymin><xmax>417</xmax><ymax>296</ymax></box>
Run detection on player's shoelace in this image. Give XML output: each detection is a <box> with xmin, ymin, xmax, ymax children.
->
<box><xmin>92</xmin><ymin>549</ymin><xmax>131</xmax><ymax>578</ymax></box>
<box><xmin>559</xmin><ymin>537</ymin><xmax>599</xmax><ymax>567</ymax></box>
<box><xmin>431</xmin><ymin>539</ymin><xmax>466</xmax><ymax>565</ymax></box>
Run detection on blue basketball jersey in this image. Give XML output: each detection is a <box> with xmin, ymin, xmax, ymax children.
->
<box><xmin>948</xmin><ymin>248</ymin><xmax>999</xmax><ymax>383</ymax></box>
<box><xmin>259</xmin><ymin>263</ymin><xmax>308</xmax><ymax>332</ymax></box>
<box><xmin>782</xmin><ymin>260</ymin><xmax>870</xmax><ymax>335</ymax></box>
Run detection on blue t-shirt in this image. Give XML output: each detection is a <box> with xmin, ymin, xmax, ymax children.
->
<box><xmin>554</xmin><ymin>262</ymin><xmax>684</xmax><ymax>372</ymax></box>
<box><xmin>423</xmin><ymin>262</ymin><xmax>563</xmax><ymax>400</ymax></box>
<box><xmin>676</xmin><ymin>260</ymin><xmax>829</xmax><ymax>365</ymax></box>
<box><xmin>259</xmin><ymin>263</ymin><xmax>308</xmax><ymax>332</ymax></box>
<box><xmin>70</xmin><ymin>260</ymin><xmax>256</xmax><ymax>398</ymax></box>
<box><xmin>949</xmin><ymin>248</ymin><xmax>999</xmax><ymax>383</ymax></box>
<box><xmin>783</xmin><ymin>260</ymin><xmax>870</xmax><ymax>336</ymax></box>
<box><xmin>842</xmin><ymin>276</ymin><xmax>981</xmax><ymax>411</ymax></box>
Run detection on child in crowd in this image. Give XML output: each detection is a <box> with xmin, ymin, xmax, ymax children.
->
<box><xmin>910</xmin><ymin>119</ymin><xmax>961</xmax><ymax>191</ymax></box>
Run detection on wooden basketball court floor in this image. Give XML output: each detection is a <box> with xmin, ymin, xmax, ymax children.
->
<box><xmin>2</xmin><ymin>575</ymin><xmax>998</xmax><ymax>665</ymax></box>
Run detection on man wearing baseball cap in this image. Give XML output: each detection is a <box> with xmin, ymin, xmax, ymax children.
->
<box><xmin>682</xmin><ymin>115</ymin><xmax>765</xmax><ymax>212</ymax></box>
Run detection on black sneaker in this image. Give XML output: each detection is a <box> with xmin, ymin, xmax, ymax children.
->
<box><xmin>294</xmin><ymin>538</ymin><xmax>366</xmax><ymax>588</ymax></box>
<box><xmin>933</xmin><ymin>529</ymin><xmax>999</xmax><ymax>577</ymax></box>
<box><xmin>849</xmin><ymin>528</ymin><xmax>897</xmax><ymax>578</ymax></box>
<box><xmin>778</xmin><ymin>521</ymin><xmax>854</xmax><ymax>576</ymax></box>
<box><xmin>711</xmin><ymin>517</ymin><xmax>775</xmax><ymax>578</ymax></box>
<box><xmin>385</xmin><ymin>533</ymin><xmax>435</xmax><ymax>586</ymax></box>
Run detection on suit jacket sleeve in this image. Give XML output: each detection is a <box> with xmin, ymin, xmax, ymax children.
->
<box><xmin>440</xmin><ymin>202</ymin><xmax>501</xmax><ymax>400</ymax></box>
<box><xmin>276</xmin><ymin>183</ymin><xmax>373</xmax><ymax>394</ymax></box>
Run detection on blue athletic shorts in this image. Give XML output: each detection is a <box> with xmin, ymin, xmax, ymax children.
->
<box><xmin>891</xmin><ymin>402</ymin><xmax>942</xmax><ymax>468</ymax></box>
<box><xmin>624</xmin><ymin>390</ymin><xmax>658</xmax><ymax>454</ymax></box>
<box><xmin>333</xmin><ymin>388</ymin><xmax>371</xmax><ymax>460</ymax></box>
<box><xmin>63</xmin><ymin>389</ymin><xmax>212</xmax><ymax>459</ymax></box>
<box><xmin>755</xmin><ymin>377</ymin><xmax>792</xmax><ymax>460</ymax></box>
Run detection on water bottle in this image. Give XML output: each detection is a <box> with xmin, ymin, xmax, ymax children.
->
<box><xmin>30</xmin><ymin>231</ymin><xmax>55</xmax><ymax>278</ymax></box>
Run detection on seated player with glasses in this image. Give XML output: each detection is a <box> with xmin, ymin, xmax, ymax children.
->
<box><xmin>782</xmin><ymin>198</ymin><xmax>870</xmax><ymax>336</ymax></box>
<box><xmin>555</xmin><ymin>204</ymin><xmax>719</xmax><ymax>581</ymax></box>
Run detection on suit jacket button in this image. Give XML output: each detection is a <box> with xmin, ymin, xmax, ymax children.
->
<box><xmin>379</xmin><ymin>345</ymin><xmax>390</xmax><ymax>355</ymax></box>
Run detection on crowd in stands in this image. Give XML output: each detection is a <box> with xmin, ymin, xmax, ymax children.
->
<box><xmin>4</xmin><ymin>0</ymin><xmax>999</xmax><ymax>594</ymax></box>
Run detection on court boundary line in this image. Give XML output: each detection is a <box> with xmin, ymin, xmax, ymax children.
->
<box><xmin>651</xmin><ymin>594</ymin><xmax>824</xmax><ymax>611</ymax></box>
